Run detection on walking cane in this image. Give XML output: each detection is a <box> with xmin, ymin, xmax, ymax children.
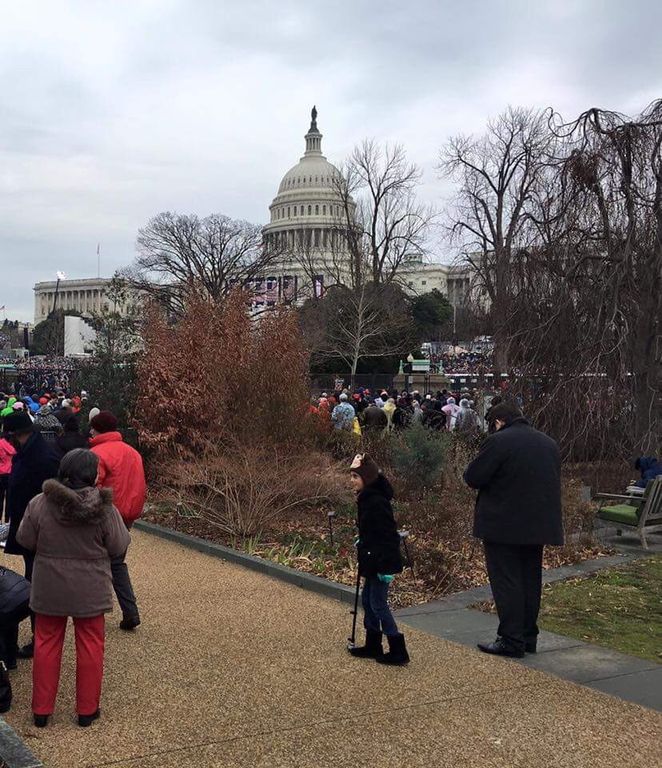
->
<box><xmin>347</xmin><ymin>565</ymin><xmax>361</xmax><ymax>649</ymax></box>
<box><xmin>399</xmin><ymin>530</ymin><xmax>415</xmax><ymax>579</ymax></box>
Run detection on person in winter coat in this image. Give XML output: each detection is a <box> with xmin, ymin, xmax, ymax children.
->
<box><xmin>464</xmin><ymin>402</ymin><xmax>562</xmax><ymax>658</ymax></box>
<box><xmin>455</xmin><ymin>398</ymin><xmax>481</xmax><ymax>436</ymax></box>
<box><xmin>17</xmin><ymin>449</ymin><xmax>130</xmax><ymax>728</ymax></box>
<box><xmin>422</xmin><ymin>400</ymin><xmax>445</xmax><ymax>431</ymax></box>
<box><xmin>0</xmin><ymin>436</ymin><xmax>16</xmax><ymax>523</ymax></box>
<box><xmin>441</xmin><ymin>396</ymin><xmax>460</xmax><ymax>430</ymax></box>
<box><xmin>382</xmin><ymin>398</ymin><xmax>397</xmax><ymax>431</ymax></box>
<box><xmin>34</xmin><ymin>405</ymin><xmax>63</xmax><ymax>435</ymax></box>
<box><xmin>331</xmin><ymin>394</ymin><xmax>355</xmax><ymax>431</ymax></box>
<box><xmin>361</xmin><ymin>403</ymin><xmax>388</xmax><ymax>432</ymax></box>
<box><xmin>2</xmin><ymin>411</ymin><xmax>60</xmax><ymax>659</ymax></box>
<box><xmin>56</xmin><ymin>415</ymin><xmax>88</xmax><ymax>458</ymax></box>
<box><xmin>89</xmin><ymin>411</ymin><xmax>146</xmax><ymax>630</ymax></box>
<box><xmin>634</xmin><ymin>456</ymin><xmax>662</xmax><ymax>488</ymax></box>
<box><xmin>348</xmin><ymin>454</ymin><xmax>409</xmax><ymax>665</ymax></box>
<box><xmin>0</xmin><ymin>567</ymin><xmax>31</xmax><ymax>671</ymax></box>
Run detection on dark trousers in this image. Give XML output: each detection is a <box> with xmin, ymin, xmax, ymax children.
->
<box><xmin>483</xmin><ymin>542</ymin><xmax>544</xmax><ymax>653</ymax></box>
<box><xmin>361</xmin><ymin>577</ymin><xmax>399</xmax><ymax>636</ymax></box>
<box><xmin>0</xmin><ymin>602</ymin><xmax>31</xmax><ymax>664</ymax></box>
<box><xmin>111</xmin><ymin>551</ymin><xmax>139</xmax><ymax>620</ymax></box>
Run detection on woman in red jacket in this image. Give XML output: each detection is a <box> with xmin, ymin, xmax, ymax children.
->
<box><xmin>89</xmin><ymin>411</ymin><xmax>146</xmax><ymax>631</ymax></box>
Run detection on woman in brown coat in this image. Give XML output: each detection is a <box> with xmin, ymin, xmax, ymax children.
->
<box><xmin>17</xmin><ymin>449</ymin><xmax>130</xmax><ymax>728</ymax></box>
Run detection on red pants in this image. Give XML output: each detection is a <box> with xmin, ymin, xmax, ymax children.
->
<box><xmin>32</xmin><ymin>614</ymin><xmax>105</xmax><ymax>716</ymax></box>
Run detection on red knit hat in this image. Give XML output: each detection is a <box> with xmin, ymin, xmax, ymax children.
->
<box><xmin>90</xmin><ymin>410</ymin><xmax>118</xmax><ymax>433</ymax></box>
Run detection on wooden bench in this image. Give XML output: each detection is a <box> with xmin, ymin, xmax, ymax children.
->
<box><xmin>595</xmin><ymin>475</ymin><xmax>662</xmax><ymax>549</ymax></box>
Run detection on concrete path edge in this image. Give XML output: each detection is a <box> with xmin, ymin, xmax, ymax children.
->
<box><xmin>134</xmin><ymin>520</ymin><xmax>356</xmax><ymax>604</ymax></box>
<box><xmin>0</xmin><ymin>717</ymin><xmax>43</xmax><ymax>768</ymax></box>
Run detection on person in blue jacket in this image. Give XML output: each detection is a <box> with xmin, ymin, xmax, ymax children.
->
<box><xmin>634</xmin><ymin>456</ymin><xmax>662</xmax><ymax>488</ymax></box>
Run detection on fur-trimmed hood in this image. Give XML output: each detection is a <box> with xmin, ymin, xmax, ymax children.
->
<box><xmin>42</xmin><ymin>479</ymin><xmax>114</xmax><ymax>525</ymax></box>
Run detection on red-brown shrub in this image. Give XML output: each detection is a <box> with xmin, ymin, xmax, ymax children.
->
<box><xmin>135</xmin><ymin>290</ymin><xmax>312</xmax><ymax>454</ymax></box>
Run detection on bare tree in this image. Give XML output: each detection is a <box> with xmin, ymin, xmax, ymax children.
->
<box><xmin>300</xmin><ymin>283</ymin><xmax>415</xmax><ymax>380</ymax></box>
<box><xmin>125</xmin><ymin>212</ymin><xmax>281</xmax><ymax>315</ymax></box>
<box><xmin>446</xmin><ymin>102</ymin><xmax>662</xmax><ymax>457</ymax></box>
<box><xmin>439</xmin><ymin>107</ymin><xmax>553</xmax><ymax>370</ymax></box>
<box><xmin>333</xmin><ymin>140</ymin><xmax>436</xmax><ymax>285</ymax></box>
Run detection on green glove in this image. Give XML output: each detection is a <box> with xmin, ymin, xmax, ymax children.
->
<box><xmin>378</xmin><ymin>574</ymin><xmax>394</xmax><ymax>584</ymax></box>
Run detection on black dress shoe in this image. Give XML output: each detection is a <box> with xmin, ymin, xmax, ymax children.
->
<box><xmin>78</xmin><ymin>709</ymin><xmax>100</xmax><ymax>727</ymax></box>
<box><xmin>477</xmin><ymin>638</ymin><xmax>525</xmax><ymax>658</ymax></box>
<box><xmin>119</xmin><ymin>615</ymin><xmax>140</xmax><ymax>631</ymax></box>
<box><xmin>33</xmin><ymin>714</ymin><xmax>49</xmax><ymax>728</ymax></box>
<box><xmin>525</xmin><ymin>640</ymin><xmax>537</xmax><ymax>653</ymax></box>
<box><xmin>16</xmin><ymin>641</ymin><xmax>33</xmax><ymax>659</ymax></box>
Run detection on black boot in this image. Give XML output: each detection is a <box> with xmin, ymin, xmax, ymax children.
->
<box><xmin>78</xmin><ymin>709</ymin><xmax>100</xmax><ymax>728</ymax></box>
<box><xmin>119</xmin><ymin>615</ymin><xmax>140</xmax><ymax>631</ymax></box>
<box><xmin>477</xmin><ymin>638</ymin><xmax>525</xmax><ymax>658</ymax></box>
<box><xmin>349</xmin><ymin>629</ymin><xmax>383</xmax><ymax>659</ymax></box>
<box><xmin>16</xmin><ymin>640</ymin><xmax>34</xmax><ymax>659</ymax></box>
<box><xmin>33</xmin><ymin>714</ymin><xmax>49</xmax><ymax>728</ymax></box>
<box><xmin>376</xmin><ymin>633</ymin><xmax>409</xmax><ymax>666</ymax></box>
<box><xmin>0</xmin><ymin>662</ymin><xmax>12</xmax><ymax>714</ymax></box>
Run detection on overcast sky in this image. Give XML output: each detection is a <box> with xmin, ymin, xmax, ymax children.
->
<box><xmin>2</xmin><ymin>0</ymin><xmax>661</xmax><ymax>321</ymax></box>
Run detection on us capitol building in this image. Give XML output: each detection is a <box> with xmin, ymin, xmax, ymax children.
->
<box><xmin>260</xmin><ymin>107</ymin><xmax>470</xmax><ymax>307</ymax></box>
<box><xmin>33</xmin><ymin>107</ymin><xmax>470</xmax><ymax>324</ymax></box>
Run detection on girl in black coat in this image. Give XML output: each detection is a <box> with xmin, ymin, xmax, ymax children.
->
<box><xmin>349</xmin><ymin>454</ymin><xmax>409</xmax><ymax>665</ymax></box>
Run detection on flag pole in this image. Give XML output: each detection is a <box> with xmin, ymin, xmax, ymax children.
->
<box><xmin>97</xmin><ymin>243</ymin><xmax>101</xmax><ymax>278</ymax></box>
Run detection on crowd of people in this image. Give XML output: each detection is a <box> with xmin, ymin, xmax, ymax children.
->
<box><xmin>0</xmin><ymin>369</ymin><xmax>655</xmax><ymax>728</ymax></box>
<box><xmin>429</xmin><ymin>349</ymin><xmax>494</xmax><ymax>375</ymax></box>
<box><xmin>0</xmin><ymin>385</ymin><xmax>145</xmax><ymax>728</ymax></box>
<box><xmin>311</xmin><ymin>386</ymin><xmax>486</xmax><ymax>437</ymax></box>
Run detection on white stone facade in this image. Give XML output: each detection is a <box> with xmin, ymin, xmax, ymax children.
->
<box><xmin>33</xmin><ymin>278</ymin><xmax>134</xmax><ymax>325</ymax></box>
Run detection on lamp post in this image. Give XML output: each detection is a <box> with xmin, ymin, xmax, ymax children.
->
<box><xmin>51</xmin><ymin>271</ymin><xmax>67</xmax><ymax>356</ymax></box>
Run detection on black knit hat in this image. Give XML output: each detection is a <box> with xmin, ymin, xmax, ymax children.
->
<box><xmin>350</xmin><ymin>454</ymin><xmax>380</xmax><ymax>487</ymax></box>
<box><xmin>2</xmin><ymin>411</ymin><xmax>34</xmax><ymax>435</ymax></box>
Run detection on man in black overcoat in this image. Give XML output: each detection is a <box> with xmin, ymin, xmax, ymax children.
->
<box><xmin>2</xmin><ymin>411</ymin><xmax>60</xmax><ymax>657</ymax></box>
<box><xmin>464</xmin><ymin>402</ymin><xmax>563</xmax><ymax>657</ymax></box>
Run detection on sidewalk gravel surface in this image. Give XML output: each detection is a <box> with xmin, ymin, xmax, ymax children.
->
<box><xmin>2</xmin><ymin>531</ymin><xmax>661</xmax><ymax>767</ymax></box>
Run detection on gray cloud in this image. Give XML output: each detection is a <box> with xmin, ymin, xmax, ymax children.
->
<box><xmin>1</xmin><ymin>0</ymin><xmax>661</xmax><ymax>320</ymax></box>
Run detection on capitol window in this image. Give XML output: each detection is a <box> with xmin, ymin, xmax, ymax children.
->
<box><xmin>300</xmin><ymin>205</ymin><xmax>304</xmax><ymax>215</ymax></box>
<box><xmin>308</xmin><ymin>205</ymin><xmax>312</xmax><ymax>215</ymax></box>
<box><xmin>315</xmin><ymin>204</ymin><xmax>319</xmax><ymax>215</ymax></box>
<box><xmin>323</xmin><ymin>205</ymin><xmax>326</xmax><ymax>215</ymax></box>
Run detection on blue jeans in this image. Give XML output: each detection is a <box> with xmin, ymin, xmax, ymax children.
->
<box><xmin>362</xmin><ymin>577</ymin><xmax>399</xmax><ymax>636</ymax></box>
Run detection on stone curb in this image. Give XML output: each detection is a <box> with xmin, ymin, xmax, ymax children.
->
<box><xmin>0</xmin><ymin>718</ymin><xmax>42</xmax><ymax>768</ymax></box>
<box><xmin>134</xmin><ymin>521</ymin><xmax>356</xmax><ymax>605</ymax></box>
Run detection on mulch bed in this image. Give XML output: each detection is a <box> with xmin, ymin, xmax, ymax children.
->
<box><xmin>142</xmin><ymin>502</ymin><xmax>612</xmax><ymax>609</ymax></box>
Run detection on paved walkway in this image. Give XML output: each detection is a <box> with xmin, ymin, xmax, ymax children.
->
<box><xmin>396</xmin><ymin>531</ymin><xmax>662</xmax><ymax>713</ymax></box>
<box><xmin>3</xmin><ymin>531</ymin><xmax>662</xmax><ymax>767</ymax></box>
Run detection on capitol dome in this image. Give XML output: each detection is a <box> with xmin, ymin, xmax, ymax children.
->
<box><xmin>263</xmin><ymin>107</ymin><xmax>354</xmax><ymax>245</ymax></box>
